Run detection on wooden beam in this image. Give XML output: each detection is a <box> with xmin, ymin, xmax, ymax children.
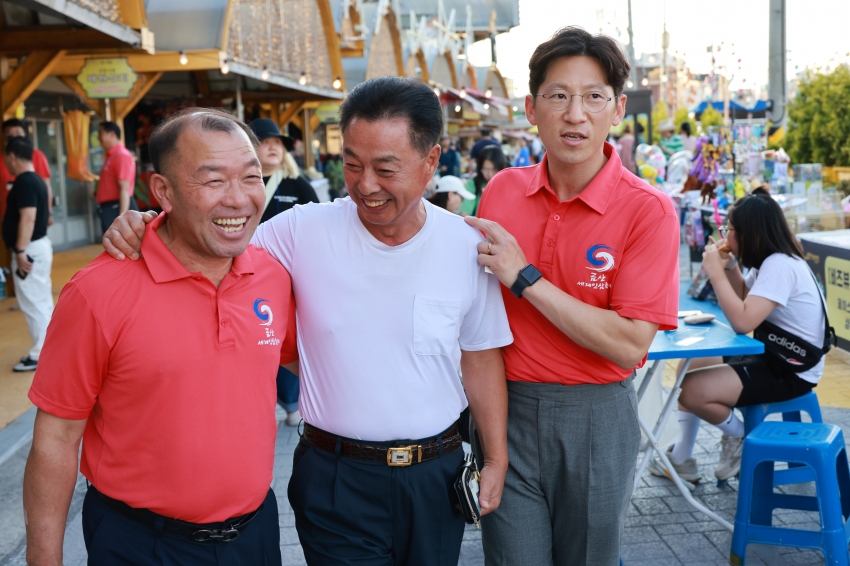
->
<box><xmin>115</xmin><ymin>0</ymin><xmax>148</xmax><ymax>29</ymax></box>
<box><xmin>51</xmin><ymin>50</ymin><xmax>222</xmax><ymax>75</ymax></box>
<box><xmin>194</xmin><ymin>70</ymin><xmax>210</xmax><ymax>98</ymax></box>
<box><xmin>316</xmin><ymin>0</ymin><xmax>346</xmax><ymax>91</ymax></box>
<box><xmin>2</xmin><ymin>50</ymin><xmax>66</xmax><ymax>120</ymax></box>
<box><xmin>114</xmin><ymin>72</ymin><xmax>163</xmax><ymax>120</ymax></box>
<box><xmin>340</xmin><ymin>47</ymin><xmax>364</xmax><ymax>58</ymax></box>
<box><xmin>270</xmin><ymin>101</ymin><xmax>280</xmax><ymax>125</ymax></box>
<box><xmin>0</xmin><ymin>28</ymin><xmax>126</xmax><ymax>52</ymax></box>
<box><xmin>57</xmin><ymin>75</ymin><xmax>100</xmax><ymax>114</ymax></box>
<box><xmin>279</xmin><ymin>101</ymin><xmax>305</xmax><ymax>127</ymax></box>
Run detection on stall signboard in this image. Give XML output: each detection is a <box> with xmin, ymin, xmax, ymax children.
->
<box><xmin>76</xmin><ymin>58</ymin><xmax>138</xmax><ymax>99</ymax></box>
<box><xmin>825</xmin><ymin>256</ymin><xmax>850</xmax><ymax>343</ymax></box>
<box><xmin>316</xmin><ymin>103</ymin><xmax>341</xmax><ymax>124</ymax></box>
<box><xmin>799</xmin><ymin>230</ymin><xmax>850</xmax><ymax>351</ymax></box>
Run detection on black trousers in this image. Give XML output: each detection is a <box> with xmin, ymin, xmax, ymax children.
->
<box><xmin>97</xmin><ymin>197</ymin><xmax>139</xmax><ymax>235</ymax></box>
<box><xmin>288</xmin><ymin>434</ymin><xmax>466</xmax><ymax>566</ymax></box>
<box><xmin>82</xmin><ymin>486</ymin><xmax>282</xmax><ymax>566</ymax></box>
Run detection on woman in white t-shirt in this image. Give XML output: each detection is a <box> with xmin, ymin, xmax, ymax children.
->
<box><xmin>650</xmin><ymin>193</ymin><xmax>828</xmax><ymax>483</ymax></box>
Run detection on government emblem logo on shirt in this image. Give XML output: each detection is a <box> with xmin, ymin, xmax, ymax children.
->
<box><xmin>586</xmin><ymin>244</ymin><xmax>616</xmax><ymax>272</ymax></box>
<box><xmin>253</xmin><ymin>298</ymin><xmax>274</xmax><ymax>326</ymax></box>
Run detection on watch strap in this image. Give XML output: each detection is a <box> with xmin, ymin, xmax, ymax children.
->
<box><xmin>510</xmin><ymin>264</ymin><xmax>542</xmax><ymax>299</ymax></box>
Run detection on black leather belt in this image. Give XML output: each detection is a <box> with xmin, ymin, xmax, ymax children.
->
<box><xmin>93</xmin><ymin>486</ymin><xmax>263</xmax><ymax>542</ymax></box>
<box><xmin>303</xmin><ymin>422</ymin><xmax>463</xmax><ymax>466</ymax></box>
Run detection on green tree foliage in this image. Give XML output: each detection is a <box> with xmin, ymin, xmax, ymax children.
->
<box><xmin>786</xmin><ymin>65</ymin><xmax>850</xmax><ymax>166</ymax></box>
<box><xmin>651</xmin><ymin>100</ymin><xmax>669</xmax><ymax>143</ymax></box>
<box><xmin>699</xmin><ymin>105</ymin><xmax>724</xmax><ymax>129</ymax></box>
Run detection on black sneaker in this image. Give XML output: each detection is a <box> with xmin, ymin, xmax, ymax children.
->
<box><xmin>14</xmin><ymin>357</ymin><xmax>37</xmax><ymax>372</ymax></box>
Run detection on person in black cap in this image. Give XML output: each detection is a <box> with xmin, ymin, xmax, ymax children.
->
<box><xmin>249</xmin><ymin>118</ymin><xmax>319</xmax><ymax>224</ymax></box>
<box><xmin>249</xmin><ymin>118</ymin><xmax>319</xmax><ymax>428</ymax></box>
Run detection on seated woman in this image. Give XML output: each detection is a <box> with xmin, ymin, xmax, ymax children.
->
<box><xmin>650</xmin><ymin>193</ymin><xmax>829</xmax><ymax>483</ymax></box>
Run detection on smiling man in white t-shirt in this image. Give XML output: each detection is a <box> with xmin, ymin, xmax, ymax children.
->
<box><xmin>102</xmin><ymin>77</ymin><xmax>512</xmax><ymax>566</ymax></box>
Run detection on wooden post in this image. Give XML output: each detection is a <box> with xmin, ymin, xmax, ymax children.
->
<box><xmin>303</xmin><ymin>107</ymin><xmax>313</xmax><ymax>170</ymax></box>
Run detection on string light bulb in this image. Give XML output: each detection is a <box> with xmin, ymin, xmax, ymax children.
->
<box><xmin>221</xmin><ymin>60</ymin><xmax>230</xmax><ymax>75</ymax></box>
<box><xmin>485</xmin><ymin>87</ymin><xmax>492</xmax><ymax>98</ymax></box>
<box><xmin>261</xmin><ymin>66</ymin><xmax>270</xmax><ymax>81</ymax></box>
<box><xmin>641</xmin><ymin>77</ymin><xmax>648</xmax><ymax>86</ymax></box>
<box><xmin>512</xmin><ymin>105</ymin><xmax>518</xmax><ymax>112</ymax></box>
<box><xmin>333</xmin><ymin>76</ymin><xmax>342</xmax><ymax>89</ymax></box>
<box><xmin>299</xmin><ymin>71</ymin><xmax>307</xmax><ymax>86</ymax></box>
<box><xmin>626</xmin><ymin>80</ymin><xmax>634</xmax><ymax>88</ymax></box>
<box><xmin>454</xmin><ymin>104</ymin><xmax>462</xmax><ymax>113</ymax></box>
<box><xmin>179</xmin><ymin>51</ymin><xmax>188</xmax><ymax>65</ymax></box>
<box><xmin>483</xmin><ymin>103</ymin><xmax>490</xmax><ymax>110</ymax></box>
<box><xmin>459</xmin><ymin>86</ymin><xmax>467</xmax><ymax>99</ymax></box>
<box><xmin>433</xmin><ymin>86</ymin><xmax>441</xmax><ymax>97</ymax></box>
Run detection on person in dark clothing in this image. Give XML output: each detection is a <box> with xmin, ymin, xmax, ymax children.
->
<box><xmin>3</xmin><ymin>137</ymin><xmax>53</xmax><ymax>372</ymax></box>
<box><xmin>249</xmin><ymin>118</ymin><xmax>318</xmax><ymax>427</ymax></box>
<box><xmin>438</xmin><ymin>135</ymin><xmax>461</xmax><ymax>177</ymax></box>
<box><xmin>469</xmin><ymin>128</ymin><xmax>501</xmax><ymax>160</ymax></box>
<box><xmin>250</xmin><ymin>118</ymin><xmax>320</xmax><ymax>224</ymax></box>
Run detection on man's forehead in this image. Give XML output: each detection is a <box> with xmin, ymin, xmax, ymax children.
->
<box><xmin>542</xmin><ymin>57</ymin><xmax>612</xmax><ymax>90</ymax></box>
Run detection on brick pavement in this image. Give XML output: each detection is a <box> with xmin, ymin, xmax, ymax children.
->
<box><xmin>3</xmin><ymin>406</ymin><xmax>850</xmax><ymax>565</ymax></box>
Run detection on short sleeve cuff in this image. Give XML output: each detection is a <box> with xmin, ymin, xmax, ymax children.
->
<box><xmin>459</xmin><ymin>333</ymin><xmax>514</xmax><ymax>352</ymax></box>
<box><xmin>614</xmin><ymin>305</ymin><xmax>678</xmax><ymax>331</ymax></box>
<box><xmin>28</xmin><ymin>388</ymin><xmax>92</xmax><ymax>421</ymax></box>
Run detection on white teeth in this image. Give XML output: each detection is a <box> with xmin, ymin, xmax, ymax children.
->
<box><xmin>364</xmin><ymin>200</ymin><xmax>388</xmax><ymax>208</ymax></box>
<box><xmin>213</xmin><ymin>217</ymin><xmax>247</xmax><ymax>233</ymax></box>
<box><xmin>565</xmin><ymin>135</ymin><xmax>583</xmax><ymax>140</ymax></box>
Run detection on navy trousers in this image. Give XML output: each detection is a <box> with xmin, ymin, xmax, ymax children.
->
<box><xmin>82</xmin><ymin>486</ymin><xmax>282</xmax><ymax>566</ymax></box>
<box><xmin>288</xmin><ymin>434</ymin><xmax>466</xmax><ymax>566</ymax></box>
<box><xmin>276</xmin><ymin>366</ymin><xmax>299</xmax><ymax>413</ymax></box>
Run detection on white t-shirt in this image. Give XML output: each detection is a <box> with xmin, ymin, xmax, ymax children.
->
<box><xmin>745</xmin><ymin>253</ymin><xmax>826</xmax><ymax>383</ymax></box>
<box><xmin>252</xmin><ymin>198</ymin><xmax>513</xmax><ymax>440</ymax></box>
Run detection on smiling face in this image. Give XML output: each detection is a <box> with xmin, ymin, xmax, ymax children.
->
<box><xmin>526</xmin><ymin>55</ymin><xmax>625</xmax><ymax>172</ymax></box>
<box><xmin>342</xmin><ymin>117</ymin><xmax>440</xmax><ymax>244</ymax></box>
<box><xmin>256</xmin><ymin>136</ymin><xmax>284</xmax><ymax>174</ymax></box>
<box><xmin>446</xmin><ymin>191</ymin><xmax>463</xmax><ymax>214</ymax></box>
<box><xmin>151</xmin><ymin>126</ymin><xmax>265</xmax><ymax>261</ymax></box>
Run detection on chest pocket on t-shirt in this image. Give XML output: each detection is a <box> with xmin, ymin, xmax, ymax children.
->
<box><xmin>413</xmin><ymin>296</ymin><xmax>461</xmax><ymax>356</ymax></box>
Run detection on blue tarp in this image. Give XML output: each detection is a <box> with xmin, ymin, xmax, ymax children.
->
<box><xmin>692</xmin><ymin>100</ymin><xmax>768</xmax><ymax>114</ymax></box>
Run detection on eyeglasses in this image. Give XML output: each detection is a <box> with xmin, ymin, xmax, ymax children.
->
<box><xmin>720</xmin><ymin>224</ymin><xmax>735</xmax><ymax>238</ymax></box>
<box><xmin>533</xmin><ymin>90</ymin><xmax>613</xmax><ymax>113</ymax></box>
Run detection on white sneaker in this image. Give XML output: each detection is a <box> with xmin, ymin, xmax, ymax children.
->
<box><xmin>13</xmin><ymin>357</ymin><xmax>37</xmax><ymax>372</ymax></box>
<box><xmin>275</xmin><ymin>404</ymin><xmax>287</xmax><ymax>422</ymax></box>
<box><xmin>715</xmin><ymin>434</ymin><xmax>744</xmax><ymax>481</ymax></box>
<box><xmin>648</xmin><ymin>446</ymin><xmax>702</xmax><ymax>483</ymax></box>
<box><xmin>285</xmin><ymin>410</ymin><xmax>301</xmax><ymax>427</ymax></box>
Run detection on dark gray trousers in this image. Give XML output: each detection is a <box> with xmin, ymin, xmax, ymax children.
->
<box><xmin>474</xmin><ymin>377</ymin><xmax>640</xmax><ymax>566</ymax></box>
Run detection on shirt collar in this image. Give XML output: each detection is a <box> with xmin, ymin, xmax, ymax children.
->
<box><xmin>106</xmin><ymin>143</ymin><xmax>126</xmax><ymax>157</ymax></box>
<box><xmin>526</xmin><ymin>142</ymin><xmax>624</xmax><ymax>215</ymax></box>
<box><xmin>142</xmin><ymin>213</ymin><xmax>255</xmax><ymax>284</ymax></box>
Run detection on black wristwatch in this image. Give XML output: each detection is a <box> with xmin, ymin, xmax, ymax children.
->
<box><xmin>510</xmin><ymin>264</ymin><xmax>543</xmax><ymax>298</ymax></box>
<box><xmin>11</xmin><ymin>247</ymin><xmax>25</xmax><ymax>254</ymax></box>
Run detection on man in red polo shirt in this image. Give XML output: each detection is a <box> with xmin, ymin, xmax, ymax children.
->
<box><xmin>466</xmin><ymin>27</ymin><xmax>679</xmax><ymax>566</ymax></box>
<box><xmin>94</xmin><ymin>120</ymin><xmax>139</xmax><ymax>234</ymax></box>
<box><xmin>23</xmin><ymin>109</ymin><xmax>295</xmax><ymax>566</ymax></box>
<box><xmin>1</xmin><ymin>118</ymin><xmax>53</xmax><ymax>222</ymax></box>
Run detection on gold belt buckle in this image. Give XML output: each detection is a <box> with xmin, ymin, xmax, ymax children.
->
<box><xmin>387</xmin><ymin>444</ymin><xmax>422</xmax><ymax>466</ymax></box>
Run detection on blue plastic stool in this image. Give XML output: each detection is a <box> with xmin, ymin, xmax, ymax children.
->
<box><xmin>742</xmin><ymin>391</ymin><xmax>823</xmax><ymax>485</ymax></box>
<box><xmin>730</xmin><ymin>422</ymin><xmax>850</xmax><ymax>565</ymax></box>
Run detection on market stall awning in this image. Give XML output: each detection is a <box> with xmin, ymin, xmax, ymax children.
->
<box><xmin>441</xmin><ymin>87</ymin><xmax>489</xmax><ymax>115</ymax></box>
<box><xmin>7</xmin><ymin>0</ymin><xmax>150</xmax><ymax>50</ymax></box>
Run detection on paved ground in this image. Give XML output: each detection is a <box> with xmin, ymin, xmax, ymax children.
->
<box><xmin>2</xmin><ymin>405</ymin><xmax>850</xmax><ymax>566</ymax></box>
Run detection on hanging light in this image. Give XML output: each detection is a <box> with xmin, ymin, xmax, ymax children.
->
<box><xmin>333</xmin><ymin>76</ymin><xmax>342</xmax><ymax>89</ymax></box>
<box><xmin>299</xmin><ymin>71</ymin><xmax>307</xmax><ymax>86</ymax></box>
<box><xmin>261</xmin><ymin>66</ymin><xmax>270</xmax><ymax>81</ymax></box>
<box><xmin>641</xmin><ymin>77</ymin><xmax>648</xmax><ymax>86</ymax></box>
<box><xmin>512</xmin><ymin>105</ymin><xmax>518</xmax><ymax>112</ymax></box>
<box><xmin>459</xmin><ymin>86</ymin><xmax>467</xmax><ymax>99</ymax></box>
<box><xmin>221</xmin><ymin>60</ymin><xmax>230</xmax><ymax>75</ymax></box>
<box><xmin>179</xmin><ymin>50</ymin><xmax>188</xmax><ymax>66</ymax></box>
<box><xmin>626</xmin><ymin>80</ymin><xmax>634</xmax><ymax>88</ymax></box>
<box><xmin>454</xmin><ymin>104</ymin><xmax>462</xmax><ymax>113</ymax></box>
<box><xmin>483</xmin><ymin>103</ymin><xmax>490</xmax><ymax>110</ymax></box>
<box><xmin>484</xmin><ymin>87</ymin><xmax>492</xmax><ymax>98</ymax></box>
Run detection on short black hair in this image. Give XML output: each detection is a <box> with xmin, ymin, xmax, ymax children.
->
<box><xmin>4</xmin><ymin>137</ymin><xmax>34</xmax><ymax>161</ymax></box>
<box><xmin>148</xmin><ymin>108</ymin><xmax>259</xmax><ymax>177</ymax></box>
<box><xmin>339</xmin><ymin>76</ymin><xmax>442</xmax><ymax>156</ymax></box>
<box><xmin>99</xmin><ymin>121</ymin><xmax>122</xmax><ymax>138</ymax></box>
<box><xmin>728</xmin><ymin>194</ymin><xmax>803</xmax><ymax>270</ymax></box>
<box><xmin>529</xmin><ymin>26</ymin><xmax>630</xmax><ymax>98</ymax></box>
<box><xmin>680</xmin><ymin>122</ymin><xmax>692</xmax><ymax>136</ymax></box>
<box><xmin>480</xmin><ymin>128</ymin><xmax>491</xmax><ymax>137</ymax></box>
<box><xmin>2</xmin><ymin>118</ymin><xmax>26</xmax><ymax>133</ymax></box>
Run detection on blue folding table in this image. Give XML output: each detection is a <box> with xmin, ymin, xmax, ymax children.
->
<box><xmin>632</xmin><ymin>281</ymin><xmax>764</xmax><ymax>531</ymax></box>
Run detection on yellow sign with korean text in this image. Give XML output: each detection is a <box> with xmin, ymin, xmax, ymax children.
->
<box><xmin>825</xmin><ymin>256</ymin><xmax>850</xmax><ymax>342</ymax></box>
<box><xmin>76</xmin><ymin>58</ymin><xmax>138</xmax><ymax>99</ymax></box>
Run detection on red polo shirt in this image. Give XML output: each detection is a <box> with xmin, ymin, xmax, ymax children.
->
<box><xmin>1</xmin><ymin>148</ymin><xmax>50</xmax><ymax>219</ymax></box>
<box><xmin>478</xmin><ymin>143</ymin><xmax>679</xmax><ymax>385</ymax></box>
<box><xmin>29</xmin><ymin>214</ymin><xmax>298</xmax><ymax>523</ymax></box>
<box><xmin>96</xmin><ymin>143</ymin><xmax>135</xmax><ymax>204</ymax></box>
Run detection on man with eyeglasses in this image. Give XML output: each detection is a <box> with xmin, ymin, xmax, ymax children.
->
<box><xmin>465</xmin><ymin>27</ymin><xmax>680</xmax><ymax>566</ymax></box>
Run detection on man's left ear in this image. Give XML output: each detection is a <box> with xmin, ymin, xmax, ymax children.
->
<box><xmin>612</xmin><ymin>94</ymin><xmax>627</xmax><ymax>127</ymax></box>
